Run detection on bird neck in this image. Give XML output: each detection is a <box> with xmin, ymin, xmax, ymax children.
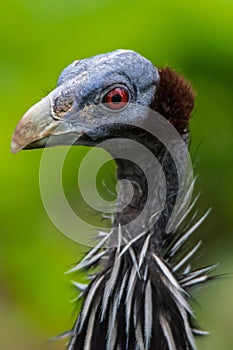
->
<box><xmin>113</xmin><ymin>138</ymin><xmax>179</xmax><ymax>252</ymax></box>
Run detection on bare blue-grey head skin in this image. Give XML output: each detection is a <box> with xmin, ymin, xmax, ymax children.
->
<box><xmin>11</xmin><ymin>50</ymin><xmax>214</xmax><ymax>350</ymax></box>
<box><xmin>11</xmin><ymin>50</ymin><xmax>159</xmax><ymax>153</ymax></box>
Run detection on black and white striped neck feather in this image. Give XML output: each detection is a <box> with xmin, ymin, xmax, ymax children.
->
<box><xmin>67</xmin><ymin>142</ymin><xmax>214</xmax><ymax>350</ymax></box>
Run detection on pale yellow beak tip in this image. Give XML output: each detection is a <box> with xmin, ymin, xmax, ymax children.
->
<box><xmin>11</xmin><ymin>138</ymin><xmax>22</xmax><ymax>154</ymax></box>
<box><xmin>11</xmin><ymin>96</ymin><xmax>53</xmax><ymax>154</ymax></box>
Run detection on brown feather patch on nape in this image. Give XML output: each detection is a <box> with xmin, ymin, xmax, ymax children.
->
<box><xmin>151</xmin><ymin>67</ymin><xmax>195</xmax><ymax>135</ymax></box>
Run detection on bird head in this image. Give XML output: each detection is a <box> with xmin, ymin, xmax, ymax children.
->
<box><xmin>11</xmin><ymin>49</ymin><xmax>194</xmax><ymax>154</ymax></box>
<box><xmin>11</xmin><ymin>50</ymin><xmax>162</xmax><ymax>153</ymax></box>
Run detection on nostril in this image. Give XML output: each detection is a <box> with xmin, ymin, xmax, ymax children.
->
<box><xmin>53</xmin><ymin>92</ymin><xmax>76</xmax><ymax>118</ymax></box>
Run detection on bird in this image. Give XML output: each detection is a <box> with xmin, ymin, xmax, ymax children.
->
<box><xmin>11</xmin><ymin>49</ymin><xmax>215</xmax><ymax>350</ymax></box>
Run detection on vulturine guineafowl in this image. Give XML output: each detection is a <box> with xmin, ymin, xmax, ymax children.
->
<box><xmin>12</xmin><ymin>50</ymin><xmax>214</xmax><ymax>350</ymax></box>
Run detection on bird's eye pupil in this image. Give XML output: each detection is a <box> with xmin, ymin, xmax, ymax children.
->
<box><xmin>103</xmin><ymin>87</ymin><xmax>129</xmax><ymax>110</ymax></box>
<box><xmin>112</xmin><ymin>94</ymin><xmax>122</xmax><ymax>104</ymax></box>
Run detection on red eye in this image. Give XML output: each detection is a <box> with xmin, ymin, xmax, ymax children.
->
<box><xmin>104</xmin><ymin>87</ymin><xmax>129</xmax><ymax>110</ymax></box>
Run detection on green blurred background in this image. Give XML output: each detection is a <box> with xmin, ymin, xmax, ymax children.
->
<box><xmin>1</xmin><ymin>0</ymin><xmax>233</xmax><ymax>349</ymax></box>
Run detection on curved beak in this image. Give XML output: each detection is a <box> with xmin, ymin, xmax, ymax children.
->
<box><xmin>11</xmin><ymin>96</ymin><xmax>58</xmax><ymax>154</ymax></box>
<box><xmin>11</xmin><ymin>95</ymin><xmax>84</xmax><ymax>154</ymax></box>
